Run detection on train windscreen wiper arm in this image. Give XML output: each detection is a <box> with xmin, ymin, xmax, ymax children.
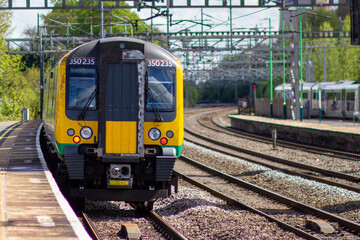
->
<box><xmin>146</xmin><ymin>87</ymin><xmax>163</xmax><ymax>122</ymax></box>
<box><xmin>78</xmin><ymin>88</ymin><xmax>97</xmax><ymax>121</ymax></box>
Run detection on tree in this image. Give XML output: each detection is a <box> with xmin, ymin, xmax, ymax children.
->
<box><xmin>44</xmin><ymin>0</ymin><xmax>150</xmax><ymax>37</ymax></box>
<box><xmin>184</xmin><ymin>82</ymin><xmax>198</xmax><ymax>107</ymax></box>
<box><xmin>305</xmin><ymin>15</ymin><xmax>360</xmax><ymax>82</ymax></box>
<box><xmin>0</xmin><ymin>1</ymin><xmax>41</xmax><ymax>120</ymax></box>
<box><xmin>302</xmin><ymin>8</ymin><xmax>338</xmax><ymax>31</ymax></box>
<box><xmin>0</xmin><ymin>0</ymin><xmax>12</xmax><ymax>37</ymax></box>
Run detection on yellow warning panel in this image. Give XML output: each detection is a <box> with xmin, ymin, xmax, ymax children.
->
<box><xmin>106</xmin><ymin>121</ymin><xmax>137</xmax><ymax>154</ymax></box>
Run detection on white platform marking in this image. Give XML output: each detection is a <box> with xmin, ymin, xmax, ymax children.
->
<box><xmin>37</xmin><ymin>216</ymin><xmax>55</xmax><ymax>227</ymax></box>
<box><xmin>29</xmin><ymin>178</ymin><xmax>41</xmax><ymax>184</ymax></box>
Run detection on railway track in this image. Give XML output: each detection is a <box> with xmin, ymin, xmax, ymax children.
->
<box><xmin>80</xmin><ymin>207</ymin><xmax>187</xmax><ymax>240</ymax></box>
<box><xmin>176</xmin><ymin>156</ymin><xmax>360</xmax><ymax>238</ymax></box>
<box><xmin>81</xmin><ymin>211</ymin><xmax>102</xmax><ymax>240</ymax></box>
<box><xmin>202</xmin><ymin>110</ymin><xmax>360</xmax><ymax>161</ymax></box>
<box><xmin>146</xmin><ymin>210</ymin><xmax>187</xmax><ymax>240</ymax></box>
<box><xmin>184</xmin><ymin>110</ymin><xmax>360</xmax><ymax>194</ymax></box>
<box><xmin>185</xmin><ymin>128</ymin><xmax>360</xmax><ymax>194</ymax></box>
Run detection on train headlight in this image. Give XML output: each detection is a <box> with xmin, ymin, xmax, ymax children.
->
<box><xmin>148</xmin><ymin>128</ymin><xmax>161</xmax><ymax>140</ymax></box>
<box><xmin>80</xmin><ymin>127</ymin><xmax>93</xmax><ymax>139</ymax></box>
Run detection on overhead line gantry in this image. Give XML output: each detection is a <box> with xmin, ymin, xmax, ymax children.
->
<box><xmin>0</xmin><ymin>0</ymin><xmax>350</xmax><ymax>10</ymax></box>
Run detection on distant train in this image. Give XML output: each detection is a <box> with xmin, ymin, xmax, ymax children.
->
<box><xmin>42</xmin><ymin>37</ymin><xmax>184</xmax><ymax>209</ymax></box>
<box><xmin>274</xmin><ymin>80</ymin><xmax>360</xmax><ymax>118</ymax></box>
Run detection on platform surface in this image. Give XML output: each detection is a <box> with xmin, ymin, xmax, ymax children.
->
<box><xmin>0</xmin><ymin>121</ymin><xmax>17</xmax><ymax>133</ymax></box>
<box><xmin>0</xmin><ymin>120</ymin><xmax>90</xmax><ymax>240</ymax></box>
<box><xmin>230</xmin><ymin>114</ymin><xmax>360</xmax><ymax>153</ymax></box>
<box><xmin>230</xmin><ymin>114</ymin><xmax>360</xmax><ymax>134</ymax></box>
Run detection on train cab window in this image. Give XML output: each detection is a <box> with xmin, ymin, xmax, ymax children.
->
<box><xmin>146</xmin><ymin>68</ymin><xmax>175</xmax><ymax>111</ymax></box>
<box><xmin>67</xmin><ymin>67</ymin><xmax>97</xmax><ymax>110</ymax></box>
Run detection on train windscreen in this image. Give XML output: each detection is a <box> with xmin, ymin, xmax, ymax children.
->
<box><xmin>67</xmin><ymin>67</ymin><xmax>97</xmax><ymax>110</ymax></box>
<box><xmin>146</xmin><ymin>68</ymin><xmax>175</xmax><ymax>111</ymax></box>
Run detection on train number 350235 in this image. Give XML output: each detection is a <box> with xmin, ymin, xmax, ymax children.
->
<box><xmin>147</xmin><ymin>59</ymin><xmax>173</xmax><ymax>67</ymax></box>
<box><xmin>69</xmin><ymin>58</ymin><xmax>96</xmax><ymax>65</ymax></box>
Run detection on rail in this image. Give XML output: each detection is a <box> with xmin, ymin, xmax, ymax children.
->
<box><xmin>178</xmin><ymin>156</ymin><xmax>360</xmax><ymax>234</ymax></box>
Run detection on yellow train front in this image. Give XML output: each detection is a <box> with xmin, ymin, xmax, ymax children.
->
<box><xmin>43</xmin><ymin>38</ymin><xmax>183</xmax><ymax>206</ymax></box>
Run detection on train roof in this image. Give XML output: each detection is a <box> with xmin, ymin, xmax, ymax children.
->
<box><xmin>68</xmin><ymin>37</ymin><xmax>178</xmax><ymax>62</ymax></box>
<box><xmin>274</xmin><ymin>82</ymin><xmax>315</xmax><ymax>91</ymax></box>
<box><xmin>275</xmin><ymin>80</ymin><xmax>360</xmax><ymax>91</ymax></box>
<box><xmin>312</xmin><ymin>80</ymin><xmax>360</xmax><ymax>90</ymax></box>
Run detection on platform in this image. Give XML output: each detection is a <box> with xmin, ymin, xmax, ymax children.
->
<box><xmin>0</xmin><ymin>120</ymin><xmax>91</xmax><ymax>240</ymax></box>
<box><xmin>230</xmin><ymin>115</ymin><xmax>360</xmax><ymax>153</ymax></box>
<box><xmin>0</xmin><ymin>121</ymin><xmax>18</xmax><ymax>133</ymax></box>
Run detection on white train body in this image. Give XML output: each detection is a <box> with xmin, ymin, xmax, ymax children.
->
<box><xmin>274</xmin><ymin>80</ymin><xmax>360</xmax><ymax>118</ymax></box>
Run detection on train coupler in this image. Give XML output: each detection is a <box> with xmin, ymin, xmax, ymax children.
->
<box><xmin>107</xmin><ymin>164</ymin><xmax>133</xmax><ymax>189</ymax></box>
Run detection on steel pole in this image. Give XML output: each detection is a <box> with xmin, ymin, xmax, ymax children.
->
<box><xmin>166</xmin><ymin>0</ymin><xmax>170</xmax><ymax>48</ymax></box>
<box><xmin>299</xmin><ymin>6</ymin><xmax>303</xmax><ymax>121</ymax></box>
<box><xmin>269</xmin><ymin>18</ymin><xmax>273</xmax><ymax>117</ymax></box>
<box><xmin>100</xmin><ymin>0</ymin><xmax>104</xmax><ymax>38</ymax></box>
<box><xmin>38</xmin><ymin>13</ymin><xmax>44</xmax><ymax>119</ymax></box>
<box><xmin>282</xmin><ymin>8</ymin><xmax>286</xmax><ymax>119</ymax></box>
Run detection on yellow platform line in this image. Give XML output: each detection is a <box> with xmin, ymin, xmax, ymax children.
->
<box><xmin>0</xmin><ymin>122</ymin><xmax>21</xmax><ymax>142</ymax></box>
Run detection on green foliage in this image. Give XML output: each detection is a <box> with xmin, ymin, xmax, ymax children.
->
<box><xmin>0</xmin><ymin>12</ymin><xmax>40</xmax><ymax>121</ymax></box>
<box><xmin>302</xmin><ymin>8</ymin><xmax>338</xmax><ymax>31</ymax></box>
<box><xmin>304</xmin><ymin>15</ymin><xmax>360</xmax><ymax>82</ymax></box>
<box><xmin>0</xmin><ymin>0</ymin><xmax>12</xmax><ymax>37</ymax></box>
<box><xmin>20</xmin><ymin>27</ymin><xmax>39</xmax><ymax>69</ymax></box>
<box><xmin>44</xmin><ymin>0</ymin><xmax>149</xmax><ymax>37</ymax></box>
<box><xmin>0</xmin><ymin>38</ymin><xmax>40</xmax><ymax>121</ymax></box>
<box><xmin>198</xmin><ymin>84</ymin><xmax>249</xmax><ymax>103</ymax></box>
<box><xmin>184</xmin><ymin>82</ymin><xmax>198</xmax><ymax>107</ymax></box>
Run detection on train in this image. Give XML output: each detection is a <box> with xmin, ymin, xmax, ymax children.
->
<box><xmin>42</xmin><ymin>37</ymin><xmax>184</xmax><ymax>209</ymax></box>
<box><xmin>274</xmin><ymin>80</ymin><xmax>360</xmax><ymax>118</ymax></box>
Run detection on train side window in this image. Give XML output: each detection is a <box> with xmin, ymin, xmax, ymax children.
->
<box><xmin>347</xmin><ymin>92</ymin><xmax>355</xmax><ymax>101</ymax></box>
<box><xmin>346</xmin><ymin>92</ymin><xmax>355</xmax><ymax>111</ymax></box>
<box><xmin>67</xmin><ymin>67</ymin><xmax>97</xmax><ymax>110</ymax></box>
<box><xmin>146</xmin><ymin>68</ymin><xmax>175</xmax><ymax>111</ymax></box>
<box><xmin>327</xmin><ymin>92</ymin><xmax>334</xmax><ymax>100</ymax></box>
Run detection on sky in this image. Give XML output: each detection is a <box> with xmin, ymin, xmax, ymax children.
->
<box><xmin>11</xmin><ymin>10</ymin><xmax>50</xmax><ymax>38</ymax></box>
<box><xmin>9</xmin><ymin>7</ymin><xmax>280</xmax><ymax>38</ymax></box>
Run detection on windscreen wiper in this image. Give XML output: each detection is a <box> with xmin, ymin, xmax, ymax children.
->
<box><xmin>78</xmin><ymin>88</ymin><xmax>97</xmax><ymax>120</ymax></box>
<box><xmin>146</xmin><ymin>87</ymin><xmax>163</xmax><ymax>122</ymax></box>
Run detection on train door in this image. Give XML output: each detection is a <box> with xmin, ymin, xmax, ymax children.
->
<box><xmin>341</xmin><ymin>89</ymin><xmax>346</xmax><ymax>117</ymax></box>
<box><xmin>356</xmin><ymin>87</ymin><xmax>360</xmax><ymax>115</ymax></box>
<box><xmin>345</xmin><ymin>89</ymin><xmax>356</xmax><ymax>118</ymax></box>
<box><xmin>310</xmin><ymin>85</ymin><xmax>319</xmax><ymax>117</ymax></box>
<box><xmin>98</xmin><ymin>48</ymin><xmax>145</xmax><ymax>159</ymax></box>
